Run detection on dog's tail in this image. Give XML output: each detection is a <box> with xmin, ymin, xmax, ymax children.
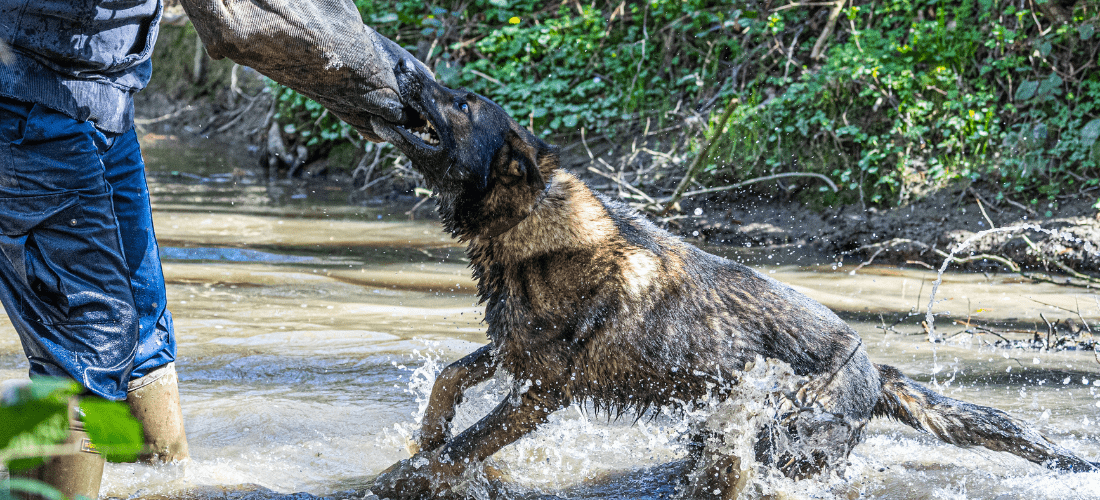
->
<box><xmin>872</xmin><ymin>364</ymin><xmax>1098</xmax><ymax>472</ymax></box>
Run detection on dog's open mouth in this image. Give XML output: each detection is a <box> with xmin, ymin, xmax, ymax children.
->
<box><xmin>397</xmin><ymin>107</ymin><xmax>440</xmax><ymax>147</ymax></box>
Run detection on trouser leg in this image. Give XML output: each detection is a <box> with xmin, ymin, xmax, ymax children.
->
<box><xmin>102</xmin><ymin>128</ymin><xmax>189</xmax><ymax>463</ymax></box>
<box><xmin>0</xmin><ymin>99</ymin><xmax>188</xmax><ymax>492</ymax></box>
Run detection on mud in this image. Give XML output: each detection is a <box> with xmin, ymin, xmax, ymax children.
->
<box><xmin>681</xmin><ymin>186</ymin><xmax>1100</xmax><ymax>276</ymax></box>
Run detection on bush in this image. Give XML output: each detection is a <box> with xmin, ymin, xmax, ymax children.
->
<box><xmin>270</xmin><ymin>0</ymin><xmax>1100</xmax><ymax>208</ymax></box>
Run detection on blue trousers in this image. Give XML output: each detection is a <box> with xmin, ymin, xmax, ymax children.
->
<box><xmin>0</xmin><ymin>96</ymin><xmax>175</xmax><ymax>400</ymax></box>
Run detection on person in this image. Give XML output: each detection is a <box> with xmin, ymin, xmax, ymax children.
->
<box><xmin>0</xmin><ymin>0</ymin><xmax>426</xmax><ymax>496</ymax></box>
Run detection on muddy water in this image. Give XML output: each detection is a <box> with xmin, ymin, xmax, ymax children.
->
<box><xmin>0</xmin><ymin>135</ymin><xmax>1098</xmax><ymax>499</ymax></box>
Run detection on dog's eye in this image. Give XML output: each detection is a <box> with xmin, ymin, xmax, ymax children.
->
<box><xmin>460</xmin><ymin>102</ymin><xmax>469</xmax><ymax>113</ymax></box>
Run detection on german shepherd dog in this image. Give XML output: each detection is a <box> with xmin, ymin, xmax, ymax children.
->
<box><xmin>368</xmin><ymin>59</ymin><xmax>1098</xmax><ymax>499</ymax></box>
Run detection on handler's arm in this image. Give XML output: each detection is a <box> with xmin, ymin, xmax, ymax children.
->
<box><xmin>179</xmin><ymin>0</ymin><xmax>428</xmax><ymax>142</ymax></box>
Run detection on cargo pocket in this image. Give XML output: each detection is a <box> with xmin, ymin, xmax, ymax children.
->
<box><xmin>0</xmin><ymin>192</ymin><xmax>129</xmax><ymax>326</ymax></box>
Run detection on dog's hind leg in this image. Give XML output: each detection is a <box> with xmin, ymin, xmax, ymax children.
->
<box><xmin>418</xmin><ymin>345</ymin><xmax>497</xmax><ymax>453</ymax></box>
<box><xmin>874</xmin><ymin>364</ymin><xmax>1099</xmax><ymax>472</ymax></box>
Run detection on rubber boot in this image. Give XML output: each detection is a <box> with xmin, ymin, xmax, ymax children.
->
<box><xmin>11</xmin><ymin>399</ymin><xmax>105</xmax><ymax>500</ymax></box>
<box><xmin>125</xmin><ymin>363</ymin><xmax>190</xmax><ymax>463</ymax></box>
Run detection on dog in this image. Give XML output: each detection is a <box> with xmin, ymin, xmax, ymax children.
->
<box><xmin>367</xmin><ymin>58</ymin><xmax>1099</xmax><ymax>499</ymax></box>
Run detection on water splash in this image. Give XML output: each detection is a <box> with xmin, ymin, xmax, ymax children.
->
<box><xmin>382</xmin><ymin>345</ymin><xmax>446</xmax><ymax>455</ymax></box>
<box><xmin>924</xmin><ymin>224</ymin><xmax>1044</xmax><ymax>344</ymax></box>
<box><xmin>678</xmin><ymin>357</ymin><xmax>854</xmax><ymax>500</ymax></box>
<box><xmin>390</xmin><ymin>354</ymin><xmax>860</xmax><ymax>499</ymax></box>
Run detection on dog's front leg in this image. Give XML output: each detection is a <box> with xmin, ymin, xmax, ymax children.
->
<box><xmin>419</xmin><ymin>344</ymin><xmax>497</xmax><ymax>453</ymax></box>
<box><xmin>373</xmin><ymin>384</ymin><xmax>564</xmax><ymax>499</ymax></box>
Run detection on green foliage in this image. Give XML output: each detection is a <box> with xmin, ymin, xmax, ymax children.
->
<box><xmin>79</xmin><ymin>399</ymin><xmax>143</xmax><ymax>463</ymax></box>
<box><xmin>702</xmin><ymin>0</ymin><xmax>1100</xmax><ymax>205</ymax></box>
<box><xmin>271</xmin><ymin>0</ymin><xmax>1099</xmax><ymax>206</ymax></box>
<box><xmin>1</xmin><ymin>479</ymin><xmax>68</xmax><ymax>500</ymax></box>
<box><xmin>1</xmin><ymin>378</ymin><xmax>144</xmax><ymax>499</ymax></box>
<box><xmin>271</xmin><ymin>0</ymin><xmax>745</xmax><ymax>146</ymax></box>
<box><xmin>0</xmin><ymin>379</ymin><xmax>78</xmax><ymax>471</ymax></box>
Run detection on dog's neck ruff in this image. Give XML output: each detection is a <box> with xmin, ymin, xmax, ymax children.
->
<box><xmin>483</xmin><ymin>178</ymin><xmax>553</xmax><ymax>239</ymax></box>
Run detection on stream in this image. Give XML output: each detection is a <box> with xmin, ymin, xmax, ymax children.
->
<box><xmin>1</xmin><ymin>134</ymin><xmax>1098</xmax><ymax>499</ymax></box>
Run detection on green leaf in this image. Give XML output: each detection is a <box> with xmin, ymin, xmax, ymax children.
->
<box><xmin>1082</xmin><ymin>119</ymin><xmax>1100</xmax><ymax>145</ymax></box>
<box><xmin>79</xmin><ymin>399</ymin><xmax>143</xmax><ymax>463</ymax></box>
<box><xmin>2</xmin><ymin>478</ymin><xmax>68</xmax><ymax>500</ymax></box>
<box><xmin>1080</xmin><ymin>24</ymin><xmax>1095</xmax><ymax>40</ymax></box>
<box><xmin>1015</xmin><ymin>80</ymin><xmax>1038</xmax><ymax>101</ymax></box>
<box><xmin>1036</xmin><ymin>73</ymin><xmax>1062</xmax><ymax>97</ymax></box>
<box><xmin>0</xmin><ymin>378</ymin><xmax>80</xmax><ymax>471</ymax></box>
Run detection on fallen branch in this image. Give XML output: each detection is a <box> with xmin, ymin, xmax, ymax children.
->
<box><xmin>675</xmin><ymin>172</ymin><xmax>839</xmax><ymax>199</ymax></box>
<box><xmin>587</xmin><ymin>166</ymin><xmax>656</xmax><ymax>205</ymax></box>
<box><xmin>135</xmin><ymin>105</ymin><xmax>195</xmax><ymax>126</ymax></box>
<box><xmin>810</xmin><ymin>0</ymin><xmax>847</xmax><ymax>60</ymax></box>
<box><xmin>849</xmin><ymin>233</ymin><xmax>1100</xmax><ymax>289</ymax></box>
<box><xmin>661</xmin><ymin>93</ymin><xmax>740</xmax><ymax>216</ymax></box>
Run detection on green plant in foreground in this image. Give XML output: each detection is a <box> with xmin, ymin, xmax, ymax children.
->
<box><xmin>1</xmin><ymin>378</ymin><xmax>143</xmax><ymax>500</ymax></box>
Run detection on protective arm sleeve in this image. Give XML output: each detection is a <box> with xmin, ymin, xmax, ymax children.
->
<box><xmin>179</xmin><ymin>0</ymin><xmax>430</xmax><ymax>142</ymax></box>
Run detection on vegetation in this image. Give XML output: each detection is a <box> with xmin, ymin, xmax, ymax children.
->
<box><xmin>1</xmin><ymin>379</ymin><xmax>143</xmax><ymax>500</ymax></box>
<box><xmin>268</xmin><ymin>0</ymin><xmax>1099</xmax><ymax>212</ymax></box>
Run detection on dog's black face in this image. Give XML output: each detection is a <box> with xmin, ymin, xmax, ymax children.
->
<box><xmin>372</xmin><ymin>59</ymin><xmax>555</xmax><ymax>239</ymax></box>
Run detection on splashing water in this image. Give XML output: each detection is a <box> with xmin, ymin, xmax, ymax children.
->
<box><xmin>386</xmin><ymin>353</ymin><xmax>862</xmax><ymax>499</ymax></box>
<box><xmin>924</xmin><ymin>224</ymin><xmax>1044</xmax><ymax>344</ymax></box>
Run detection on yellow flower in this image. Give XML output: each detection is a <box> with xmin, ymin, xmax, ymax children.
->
<box><xmin>509</xmin><ymin>16</ymin><xmax>520</xmax><ymax>25</ymax></box>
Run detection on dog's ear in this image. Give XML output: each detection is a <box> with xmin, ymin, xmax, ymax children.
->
<box><xmin>492</xmin><ymin>128</ymin><xmax>544</xmax><ymax>187</ymax></box>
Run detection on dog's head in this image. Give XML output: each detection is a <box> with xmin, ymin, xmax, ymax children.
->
<box><xmin>372</xmin><ymin>59</ymin><xmax>556</xmax><ymax>239</ymax></box>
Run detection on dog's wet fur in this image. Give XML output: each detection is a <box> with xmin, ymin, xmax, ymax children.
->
<box><xmin>369</xmin><ymin>59</ymin><xmax>1098</xmax><ymax>498</ymax></box>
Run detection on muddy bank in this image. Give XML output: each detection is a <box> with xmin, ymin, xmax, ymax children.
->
<box><xmin>678</xmin><ymin>186</ymin><xmax>1100</xmax><ymax>279</ymax></box>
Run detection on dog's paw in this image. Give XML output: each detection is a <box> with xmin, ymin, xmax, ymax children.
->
<box><xmin>372</xmin><ymin>453</ymin><xmax>454</xmax><ymax>500</ymax></box>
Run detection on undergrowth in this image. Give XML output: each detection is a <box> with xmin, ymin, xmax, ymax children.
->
<box><xmin>269</xmin><ymin>0</ymin><xmax>1100</xmax><ymax>211</ymax></box>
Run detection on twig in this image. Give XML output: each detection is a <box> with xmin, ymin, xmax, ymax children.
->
<box><xmin>849</xmin><ymin>246</ymin><xmax>886</xmax><ymax>274</ymax></box>
<box><xmin>1003</xmin><ymin>197</ymin><xmax>1038</xmax><ymax>215</ymax></box>
<box><xmin>675</xmin><ymin>172</ymin><xmax>839</xmax><ymax>198</ymax></box>
<box><xmin>580</xmin><ymin>127</ymin><xmax>596</xmax><ymax>161</ymax></box>
<box><xmin>1040</xmin><ymin>313</ymin><xmax>1054</xmax><ymax>349</ymax></box>
<box><xmin>405</xmin><ymin>193</ymin><xmax>432</xmax><ymax>218</ymax></box>
<box><xmin>469</xmin><ymin>69</ymin><xmax>503</xmax><ymax>86</ymax></box>
<box><xmin>352</xmin><ymin>145</ymin><xmax>385</xmax><ymax>191</ymax></box>
<box><xmin>1075</xmin><ymin>296</ymin><xmax>1093</xmax><ymax>335</ymax></box>
<box><xmin>1025</xmin><ymin>297</ymin><xmax>1080</xmax><ymax>316</ymax></box>
<box><xmin>783</xmin><ymin>27</ymin><xmax>804</xmax><ymax>80</ymax></box>
<box><xmin>661</xmin><ymin>92</ymin><xmax>739</xmax><ymax>216</ymax></box>
<box><xmin>587</xmin><ymin>166</ymin><xmax>656</xmax><ymax>204</ymax></box>
<box><xmin>773</xmin><ymin>1</ymin><xmax>842</xmax><ymax>11</ymax></box>
<box><xmin>810</xmin><ymin>0</ymin><xmax>847</xmax><ymax>60</ymax></box>
<box><xmin>968</xmin><ymin>189</ymin><xmax>1001</xmax><ymax>214</ymax></box>
<box><xmin>215</xmin><ymin>94</ymin><xmax>264</xmax><ymax>133</ymax></box>
<box><xmin>358</xmin><ymin>173</ymin><xmax>394</xmax><ymax>192</ymax></box>
<box><xmin>969</xmin><ymin>189</ymin><xmax>1000</xmax><ymax>231</ymax></box>
<box><xmin>135</xmin><ymin>105</ymin><xmax>195</xmax><ymax>125</ymax></box>
<box><xmin>953</xmin><ymin>320</ymin><xmax>1014</xmax><ymax>344</ymax></box>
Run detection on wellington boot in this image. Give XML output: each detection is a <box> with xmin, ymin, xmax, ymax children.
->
<box><xmin>13</xmin><ymin>400</ymin><xmax>105</xmax><ymax>500</ymax></box>
<box><xmin>125</xmin><ymin>363</ymin><xmax>190</xmax><ymax>463</ymax></box>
